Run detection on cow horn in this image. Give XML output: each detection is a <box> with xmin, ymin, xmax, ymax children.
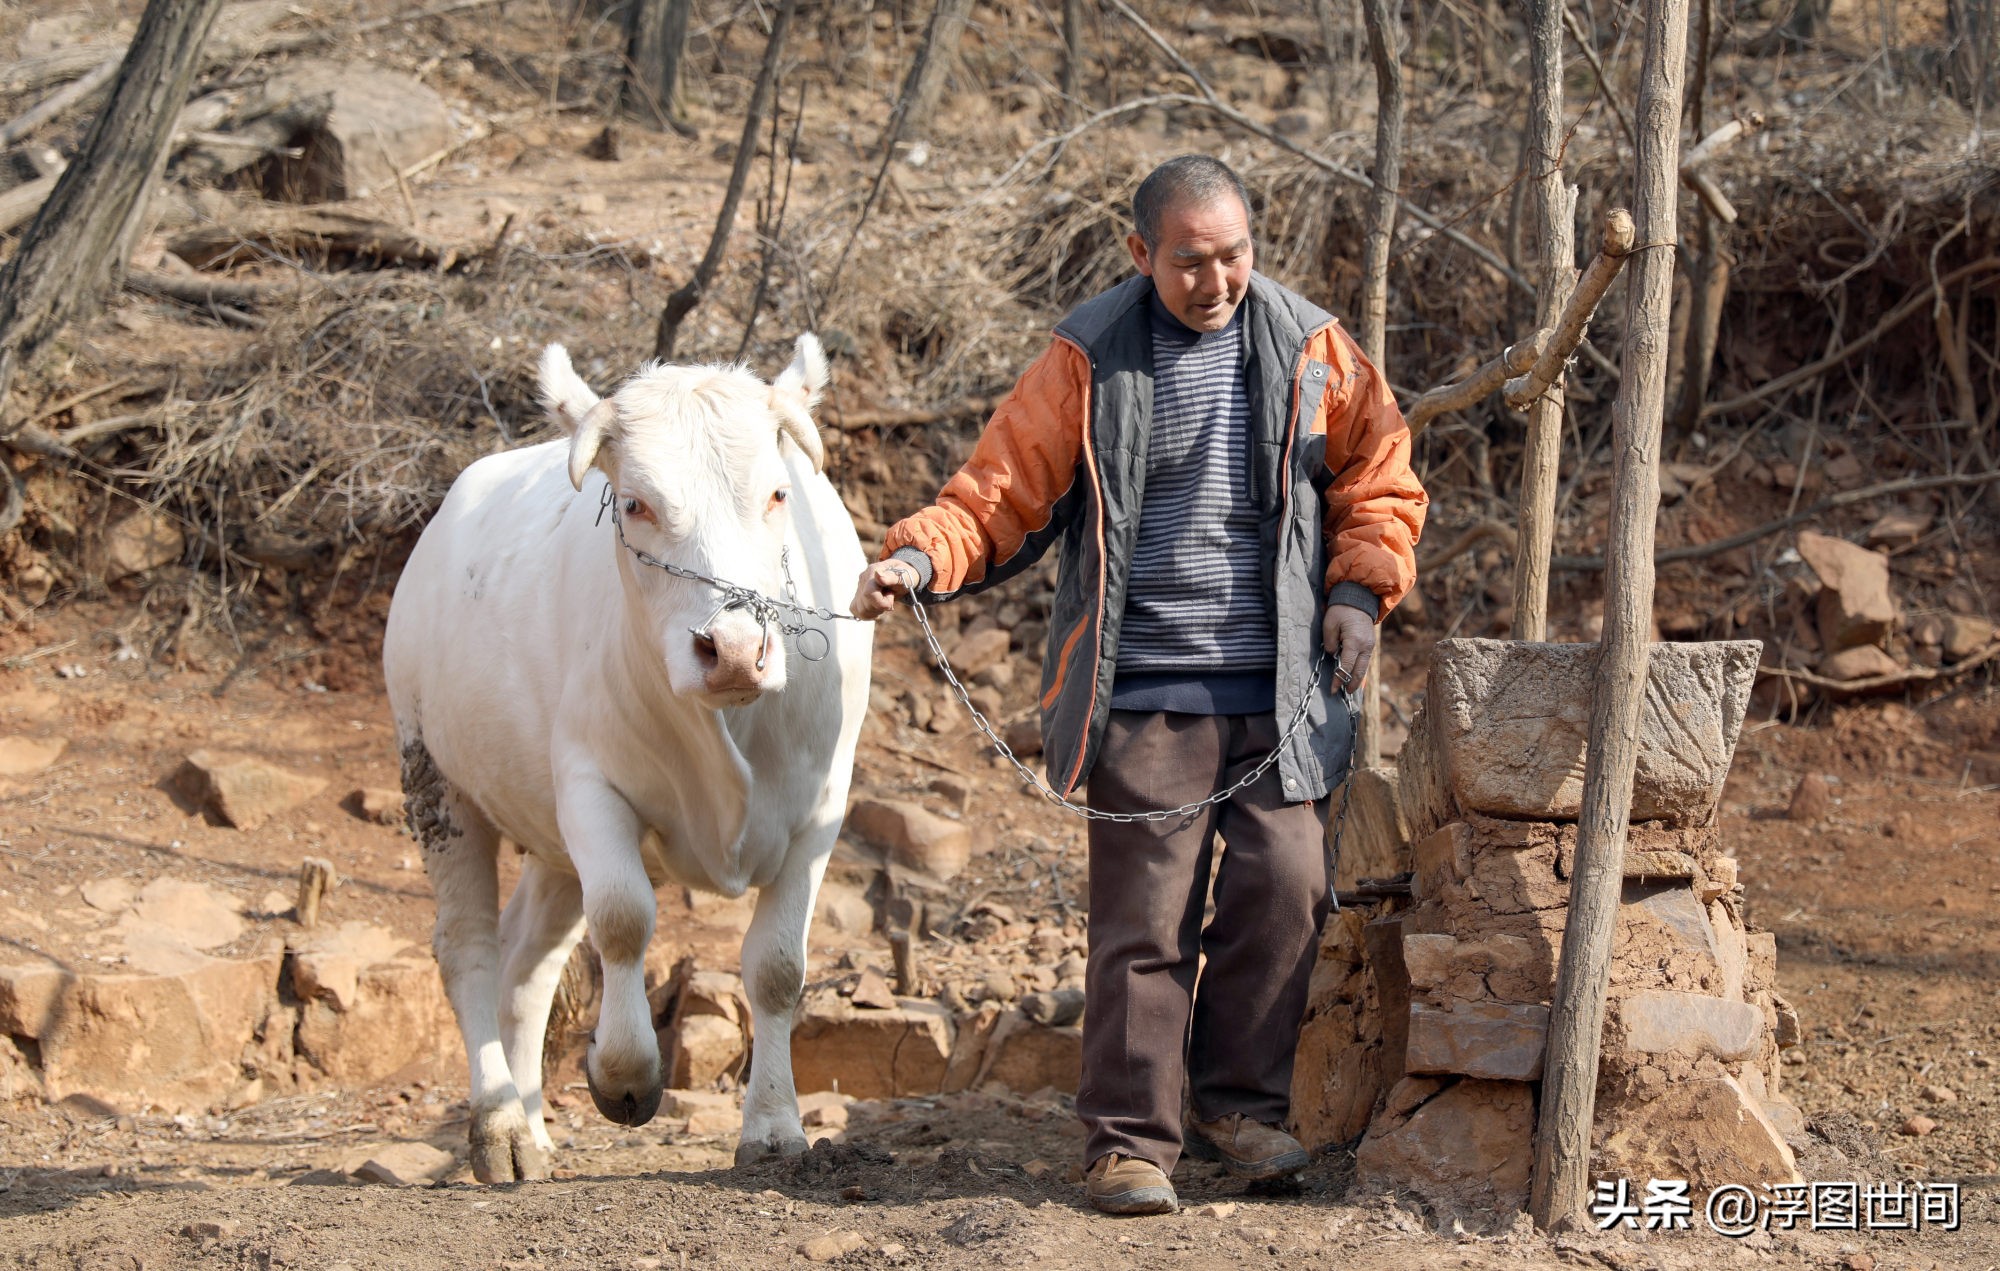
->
<box><xmin>567</xmin><ymin>399</ymin><xmax>617</xmax><ymax>490</ymax></box>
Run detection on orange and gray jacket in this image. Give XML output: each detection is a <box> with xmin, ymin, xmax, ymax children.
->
<box><xmin>884</xmin><ymin>272</ymin><xmax>1427</xmax><ymax>802</ymax></box>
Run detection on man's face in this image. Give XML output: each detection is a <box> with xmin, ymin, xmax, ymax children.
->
<box><xmin>1126</xmin><ymin>193</ymin><xmax>1254</xmax><ymax>333</ymax></box>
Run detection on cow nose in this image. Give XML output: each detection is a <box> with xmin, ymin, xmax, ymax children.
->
<box><xmin>693</xmin><ymin>624</ymin><xmax>768</xmax><ymax>697</ymax></box>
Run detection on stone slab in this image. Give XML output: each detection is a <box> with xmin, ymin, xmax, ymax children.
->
<box><xmin>1404</xmin><ymin>1001</ymin><xmax>1549</xmax><ymax>1081</ymax></box>
<box><xmin>1618</xmin><ymin>989</ymin><xmax>1763</xmax><ymax>1062</ymax></box>
<box><xmin>1427</xmin><ymin>639</ymin><xmax>1761</xmax><ymax>825</ymax></box>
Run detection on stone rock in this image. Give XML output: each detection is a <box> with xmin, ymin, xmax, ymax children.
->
<box><xmin>1618</xmin><ymin>989</ymin><xmax>1763</xmax><ymax>1061</ymax></box>
<box><xmin>352</xmin><ymin>1141</ymin><xmax>456</xmax><ymax>1185</ymax></box>
<box><xmin>947</xmin><ymin>628</ymin><xmax>1012</xmax><ymax>677</ymax></box>
<box><xmin>1818</xmin><ymin>645</ymin><xmax>1902</xmax><ymax>682</ymax></box>
<box><xmin>846</xmin><ymin>799</ymin><xmax>970</xmax><ymax>880</ymax></box>
<box><xmin>1921</xmin><ymin>1083</ymin><xmax>1956</xmax><ymax>1103</ymax></box>
<box><xmin>1002</xmin><ymin>717</ymin><xmax>1042</xmax><ymax>757</ymax></box>
<box><xmin>1786</xmin><ymin>774</ymin><xmax>1831</xmax><ymax>822</ymax></box>
<box><xmin>291</xmin><ymin>927</ymin><xmax>451</xmax><ymax>1086</ymax></box>
<box><xmin>971</xmin><ymin>661</ymin><xmax>1014</xmax><ymax>691</ymax></box>
<box><xmin>32</xmin><ymin>944</ymin><xmax>283</xmax><ymax>1113</ymax></box>
<box><xmin>1899</xmin><ymin>1115</ymin><xmax>1937</xmax><ymax>1137</ymax></box>
<box><xmin>118</xmin><ymin>878</ymin><xmax>246</xmax><ymax>953</ymax></box>
<box><xmin>849</xmin><ymin>967</ymin><xmax>896</xmax><ymax>1011</ymax></box>
<box><xmin>1865</xmin><ymin>507</ymin><xmax>1933</xmax><ymax>546</ymax></box>
<box><xmin>1357</xmin><ymin>1078</ymin><xmax>1536</xmax><ymax>1217</ymax></box>
<box><xmin>813</xmin><ymin>879</ymin><xmax>875</xmax><ymax>936</ymax></box>
<box><xmin>1404</xmin><ymin>1002</ymin><xmax>1549</xmax><ymax>1081</ymax></box>
<box><xmin>929</xmin><ymin>775</ymin><xmax>973</xmax><ymax>812</ymax></box>
<box><xmin>0</xmin><ymin>963</ymin><xmax>69</xmax><ymax>1037</ymax></box>
<box><xmin>1425</xmin><ymin>639</ymin><xmax>1760</xmax><ymax>825</ymax></box>
<box><xmin>942</xmin><ymin>1001</ymin><xmax>1004</xmax><ymax>1094</ymax></box>
<box><xmin>974</xmin><ymin>1012</ymin><xmax>1081</xmax><ymax>1095</ymax></box>
<box><xmin>289</xmin><ymin>922</ymin><xmax>413</xmax><ymax>1012</ymax></box>
<box><xmin>102</xmin><ymin>510</ymin><xmax>184</xmax><ymax>581</ymax></box>
<box><xmin>1595</xmin><ymin>1074</ymin><xmax>1799</xmax><ymax>1190</ymax></box>
<box><xmin>80</xmin><ymin>877</ymin><xmax>138</xmax><ymax>913</ymax></box>
<box><xmin>1942</xmin><ymin>615</ymin><xmax>1994</xmax><ymax>661</ymax></box>
<box><xmin>791</xmin><ymin>989</ymin><xmax>953</xmax><ymax>1099</ymax></box>
<box><xmin>1797</xmin><ymin>531</ymin><xmax>1898</xmax><ymax>652</ymax></box>
<box><xmin>1402</xmin><ymin>931</ymin><xmax>1557</xmax><ymax>1006</ymax></box>
<box><xmin>0</xmin><ymin>735</ymin><xmax>65</xmax><ymax>778</ymax></box>
<box><xmin>1623</xmin><ymin>882</ymin><xmax>1718</xmax><ymax>962</ymax></box>
<box><xmin>0</xmin><ymin>1033</ymin><xmax>42</xmax><ymax>1102</ymax></box>
<box><xmin>1335</xmin><ymin>766</ymin><xmax>1408</xmax><ymax>890</ymax></box>
<box><xmin>174</xmin><ymin>750</ymin><xmax>328</xmax><ymax>831</ymax></box>
<box><xmin>800</xmin><ymin>1232</ymin><xmax>867</xmax><ymax>1262</ymax></box>
<box><xmin>668</xmin><ymin>1015</ymin><xmax>745</xmax><ymax>1090</ymax></box>
<box><xmin>242</xmin><ymin>61</ymin><xmax>454</xmax><ymax>202</ymax></box>
<box><xmin>347</xmin><ymin>787</ymin><xmax>404</xmax><ymax>826</ymax></box>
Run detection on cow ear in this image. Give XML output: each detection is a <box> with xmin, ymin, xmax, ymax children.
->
<box><xmin>566</xmin><ymin>399</ymin><xmax>617</xmax><ymax>491</ymax></box>
<box><xmin>774</xmin><ymin>333</ymin><xmax>828</xmax><ymax>408</ymax></box>
<box><xmin>538</xmin><ymin>343</ymin><xmax>600</xmax><ymax>432</ymax></box>
<box><xmin>770</xmin><ymin>333</ymin><xmax>828</xmax><ymax>473</ymax></box>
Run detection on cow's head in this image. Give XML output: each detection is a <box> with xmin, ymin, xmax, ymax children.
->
<box><xmin>538</xmin><ymin>336</ymin><xmax>829</xmax><ymax>707</ymax></box>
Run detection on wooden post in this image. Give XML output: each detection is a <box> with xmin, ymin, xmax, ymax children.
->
<box><xmin>1510</xmin><ymin>0</ymin><xmax>1578</xmax><ymax>643</ymax></box>
<box><xmin>1353</xmin><ymin>0</ymin><xmax>1404</xmax><ymax>769</ymax></box>
<box><xmin>1061</xmin><ymin>0</ymin><xmax>1084</xmax><ymax>120</ymax></box>
<box><xmin>0</xmin><ymin>0</ymin><xmax>225</xmax><ymax>442</ymax></box>
<box><xmin>1529</xmin><ymin>0</ymin><xmax>1686</xmax><ymax>1231</ymax></box>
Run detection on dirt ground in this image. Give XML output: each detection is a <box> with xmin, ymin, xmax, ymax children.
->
<box><xmin>2</xmin><ymin>596</ymin><xmax>1998</xmax><ymax>1269</ymax></box>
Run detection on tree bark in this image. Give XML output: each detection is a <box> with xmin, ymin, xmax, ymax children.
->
<box><xmin>623</xmin><ymin>0</ymin><xmax>694</xmax><ymax>136</ymax></box>
<box><xmin>1511</xmin><ymin>0</ymin><xmax>1579</xmax><ymax>643</ymax></box>
<box><xmin>653</xmin><ymin>0</ymin><xmax>797</xmax><ymax>361</ymax></box>
<box><xmin>1061</xmin><ymin>0</ymin><xmax>1085</xmax><ymax>120</ymax></box>
<box><xmin>1354</xmin><ymin>0</ymin><xmax>1404</xmax><ymax>769</ymax></box>
<box><xmin>1529</xmin><ymin>0</ymin><xmax>1687</xmax><ymax>1232</ymax></box>
<box><xmin>0</xmin><ymin>0</ymin><xmax>225</xmax><ymax>442</ymax></box>
<box><xmin>898</xmin><ymin>0</ymin><xmax>975</xmax><ymax>137</ymax></box>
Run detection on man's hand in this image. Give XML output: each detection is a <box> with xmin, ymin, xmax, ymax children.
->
<box><xmin>851</xmin><ymin>559</ymin><xmax>920</xmax><ymax>621</ymax></box>
<box><xmin>1321</xmin><ymin>603</ymin><xmax>1378</xmax><ymax>692</ymax></box>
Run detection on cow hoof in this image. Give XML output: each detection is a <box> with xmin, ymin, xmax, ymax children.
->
<box><xmin>585</xmin><ymin>1071</ymin><xmax>662</xmax><ymax>1127</ymax></box>
<box><xmin>733</xmin><ymin>1135</ymin><xmax>810</xmax><ymax>1166</ymax></box>
<box><xmin>470</xmin><ymin>1112</ymin><xmax>552</xmax><ymax>1184</ymax></box>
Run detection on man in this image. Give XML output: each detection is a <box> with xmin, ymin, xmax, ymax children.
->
<box><xmin>850</xmin><ymin>155</ymin><xmax>1426</xmax><ymax>1215</ymax></box>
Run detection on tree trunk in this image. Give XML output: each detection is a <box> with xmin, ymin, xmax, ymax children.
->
<box><xmin>623</xmin><ymin>0</ymin><xmax>694</xmax><ymax>136</ymax></box>
<box><xmin>1528</xmin><ymin>0</ymin><xmax>1686</xmax><ymax>1232</ymax></box>
<box><xmin>1671</xmin><ymin>206</ymin><xmax>1729</xmax><ymax>434</ymax></box>
<box><xmin>0</xmin><ymin>0</ymin><xmax>225</xmax><ymax>438</ymax></box>
<box><xmin>898</xmin><ymin>0</ymin><xmax>975</xmax><ymax>139</ymax></box>
<box><xmin>1353</xmin><ymin>0</ymin><xmax>1404</xmax><ymax>768</ymax></box>
<box><xmin>1062</xmin><ymin>0</ymin><xmax>1085</xmax><ymax>120</ymax></box>
<box><xmin>1511</xmin><ymin>0</ymin><xmax>1579</xmax><ymax>643</ymax></box>
<box><xmin>653</xmin><ymin>0</ymin><xmax>797</xmax><ymax>361</ymax></box>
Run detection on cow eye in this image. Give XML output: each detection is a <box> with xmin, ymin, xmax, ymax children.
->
<box><xmin>768</xmin><ymin>488</ymin><xmax>790</xmax><ymax>512</ymax></box>
<box><xmin>621</xmin><ymin>496</ymin><xmax>653</xmax><ymax>522</ymax></box>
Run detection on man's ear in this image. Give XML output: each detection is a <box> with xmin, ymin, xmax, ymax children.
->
<box><xmin>1126</xmin><ymin>232</ymin><xmax>1155</xmax><ymax>278</ymax></box>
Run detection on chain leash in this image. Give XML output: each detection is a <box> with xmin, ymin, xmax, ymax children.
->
<box><xmin>600</xmin><ymin>489</ymin><xmax>1364</xmax><ymax>831</ymax></box>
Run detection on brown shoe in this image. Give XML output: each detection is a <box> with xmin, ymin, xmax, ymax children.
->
<box><xmin>1183</xmin><ymin>1112</ymin><xmax>1309</xmax><ymax>1181</ymax></box>
<box><xmin>1084</xmin><ymin>1153</ymin><xmax>1178</xmax><ymax>1215</ymax></box>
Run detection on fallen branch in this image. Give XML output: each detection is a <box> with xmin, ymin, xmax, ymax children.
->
<box><xmin>0</xmin><ymin>169</ymin><xmax>64</xmax><ymax>236</ymax></box>
<box><xmin>826</xmin><ymin>394</ymin><xmax>1001</xmax><ymax>431</ymax></box>
<box><xmin>0</xmin><ymin>59</ymin><xmax>119</xmax><ymax>146</ymax></box>
<box><xmin>167</xmin><ymin>210</ymin><xmax>460</xmax><ymax>272</ymax></box>
<box><xmin>1757</xmin><ymin>640</ymin><xmax>2000</xmax><ymax>693</ymax></box>
<box><xmin>1550</xmin><ymin>469</ymin><xmax>2000</xmax><ymax>571</ymax></box>
<box><xmin>1504</xmin><ymin>208</ymin><xmax>1636</xmax><ymax>408</ymax></box>
<box><xmin>1701</xmin><ymin>257</ymin><xmax>2000</xmax><ymax>419</ymax></box>
<box><xmin>125</xmin><ymin>269</ymin><xmax>293</xmax><ymax>308</ymax></box>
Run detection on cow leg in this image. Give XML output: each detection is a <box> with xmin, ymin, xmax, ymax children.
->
<box><xmin>556</xmin><ymin>774</ymin><xmax>663</xmax><ymax>1127</ymax></box>
<box><xmin>497</xmin><ymin>855</ymin><xmax>586</xmax><ymax>1154</ymax></box>
<box><xmin>409</xmin><ymin>760</ymin><xmax>548</xmax><ymax>1183</ymax></box>
<box><xmin>734</xmin><ymin>838</ymin><xmax>829</xmax><ymax>1164</ymax></box>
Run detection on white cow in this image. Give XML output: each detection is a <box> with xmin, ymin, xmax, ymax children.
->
<box><xmin>383</xmin><ymin>335</ymin><xmax>872</xmax><ymax>1181</ymax></box>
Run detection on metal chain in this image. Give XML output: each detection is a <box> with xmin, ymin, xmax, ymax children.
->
<box><xmin>909</xmin><ymin>598</ymin><xmax>1359</xmax><ymax>825</ymax></box>
<box><xmin>599</xmin><ymin>491</ymin><xmax>1364</xmax><ymax>829</ymax></box>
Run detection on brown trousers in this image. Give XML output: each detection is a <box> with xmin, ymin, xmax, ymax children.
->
<box><xmin>1076</xmin><ymin>709</ymin><xmax>1332</xmax><ymax>1173</ymax></box>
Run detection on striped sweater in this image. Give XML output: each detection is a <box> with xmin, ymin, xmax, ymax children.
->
<box><xmin>1107</xmin><ymin>291</ymin><xmax>1277</xmax><ymax>714</ymax></box>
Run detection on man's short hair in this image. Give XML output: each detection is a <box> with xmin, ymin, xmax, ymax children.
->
<box><xmin>1132</xmin><ymin>155</ymin><xmax>1253</xmax><ymax>251</ymax></box>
